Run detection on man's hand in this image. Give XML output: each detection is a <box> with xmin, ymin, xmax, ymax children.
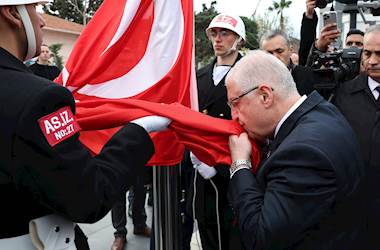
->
<box><xmin>305</xmin><ymin>0</ymin><xmax>316</xmax><ymax>19</ymax></box>
<box><xmin>315</xmin><ymin>23</ymin><xmax>340</xmax><ymax>52</ymax></box>
<box><xmin>229</xmin><ymin>133</ymin><xmax>252</xmax><ymax>162</ymax></box>
<box><xmin>131</xmin><ymin>116</ymin><xmax>171</xmax><ymax>133</ymax></box>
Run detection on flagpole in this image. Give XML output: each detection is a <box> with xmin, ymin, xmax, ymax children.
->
<box><xmin>153</xmin><ymin>165</ymin><xmax>181</xmax><ymax>250</ymax></box>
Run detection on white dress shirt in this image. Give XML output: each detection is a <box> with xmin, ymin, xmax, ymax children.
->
<box><xmin>274</xmin><ymin>95</ymin><xmax>307</xmax><ymax>138</ymax></box>
<box><xmin>368</xmin><ymin>77</ymin><xmax>380</xmax><ymax>100</ymax></box>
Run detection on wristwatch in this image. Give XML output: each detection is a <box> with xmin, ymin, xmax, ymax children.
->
<box><xmin>230</xmin><ymin>159</ymin><xmax>252</xmax><ymax>178</ymax></box>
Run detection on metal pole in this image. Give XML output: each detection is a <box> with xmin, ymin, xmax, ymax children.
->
<box><xmin>153</xmin><ymin>165</ymin><xmax>180</xmax><ymax>250</ymax></box>
<box><xmin>349</xmin><ymin>12</ymin><xmax>357</xmax><ymax>29</ymax></box>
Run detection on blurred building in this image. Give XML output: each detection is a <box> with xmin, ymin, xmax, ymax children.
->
<box><xmin>41</xmin><ymin>13</ymin><xmax>85</xmax><ymax>64</ymax></box>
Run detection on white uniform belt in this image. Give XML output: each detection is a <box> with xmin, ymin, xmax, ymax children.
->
<box><xmin>0</xmin><ymin>234</ymin><xmax>35</xmax><ymax>249</ymax></box>
<box><xmin>0</xmin><ymin>214</ymin><xmax>76</xmax><ymax>250</ymax></box>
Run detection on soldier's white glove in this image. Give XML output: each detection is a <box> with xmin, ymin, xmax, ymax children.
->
<box><xmin>131</xmin><ymin>116</ymin><xmax>171</xmax><ymax>133</ymax></box>
<box><xmin>190</xmin><ymin>152</ymin><xmax>217</xmax><ymax>179</ymax></box>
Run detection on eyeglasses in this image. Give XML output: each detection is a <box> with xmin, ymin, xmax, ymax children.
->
<box><xmin>207</xmin><ymin>29</ymin><xmax>234</xmax><ymax>39</ymax></box>
<box><xmin>227</xmin><ymin>86</ymin><xmax>259</xmax><ymax>108</ymax></box>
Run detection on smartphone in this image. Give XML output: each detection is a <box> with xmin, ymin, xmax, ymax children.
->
<box><xmin>323</xmin><ymin>11</ymin><xmax>337</xmax><ymax>26</ymax></box>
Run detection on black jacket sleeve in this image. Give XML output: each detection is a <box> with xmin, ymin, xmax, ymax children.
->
<box><xmin>229</xmin><ymin>143</ymin><xmax>337</xmax><ymax>250</ymax></box>
<box><xmin>11</xmin><ymin>84</ymin><xmax>154</xmax><ymax>223</ymax></box>
<box><xmin>299</xmin><ymin>11</ymin><xmax>318</xmax><ymax>66</ymax></box>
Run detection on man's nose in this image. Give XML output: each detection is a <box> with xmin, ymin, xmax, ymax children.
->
<box><xmin>368</xmin><ymin>54</ymin><xmax>380</xmax><ymax>65</ymax></box>
<box><xmin>214</xmin><ymin>33</ymin><xmax>223</xmax><ymax>41</ymax></box>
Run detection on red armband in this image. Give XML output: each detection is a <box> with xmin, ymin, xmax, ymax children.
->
<box><xmin>38</xmin><ymin>106</ymin><xmax>81</xmax><ymax>147</ymax></box>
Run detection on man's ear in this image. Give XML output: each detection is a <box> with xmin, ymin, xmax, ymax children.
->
<box><xmin>0</xmin><ymin>6</ymin><xmax>23</xmax><ymax>29</ymax></box>
<box><xmin>238</xmin><ymin>39</ymin><xmax>245</xmax><ymax>47</ymax></box>
<box><xmin>259</xmin><ymin>85</ymin><xmax>274</xmax><ymax>107</ymax></box>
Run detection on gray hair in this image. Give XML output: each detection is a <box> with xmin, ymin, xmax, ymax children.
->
<box><xmin>226</xmin><ymin>50</ymin><xmax>298</xmax><ymax>98</ymax></box>
<box><xmin>259</xmin><ymin>30</ymin><xmax>291</xmax><ymax>49</ymax></box>
<box><xmin>365</xmin><ymin>24</ymin><xmax>380</xmax><ymax>36</ymax></box>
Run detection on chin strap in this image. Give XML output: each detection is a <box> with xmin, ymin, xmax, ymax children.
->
<box><xmin>217</xmin><ymin>37</ymin><xmax>242</xmax><ymax>58</ymax></box>
<box><xmin>16</xmin><ymin>5</ymin><xmax>37</xmax><ymax>61</ymax></box>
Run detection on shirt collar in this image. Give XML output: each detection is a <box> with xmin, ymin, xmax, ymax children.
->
<box><xmin>274</xmin><ymin>95</ymin><xmax>307</xmax><ymax>138</ymax></box>
<box><xmin>368</xmin><ymin>76</ymin><xmax>380</xmax><ymax>92</ymax></box>
<box><xmin>212</xmin><ymin>64</ymin><xmax>231</xmax><ymax>86</ymax></box>
<box><xmin>368</xmin><ymin>76</ymin><xmax>380</xmax><ymax>99</ymax></box>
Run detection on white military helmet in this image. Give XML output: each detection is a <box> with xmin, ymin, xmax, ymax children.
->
<box><xmin>206</xmin><ymin>13</ymin><xmax>246</xmax><ymax>41</ymax></box>
<box><xmin>0</xmin><ymin>0</ymin><xmax>50</xmax><ymax>61</ymax></box>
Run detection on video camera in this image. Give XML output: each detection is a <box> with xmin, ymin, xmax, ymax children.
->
<box><xmin>311</xmin><ymin>47</ymin><xmax>362</xmax><ymax>98</ymax></box>
<box><xmin>316</xmin><ymin>0</ymin><xmax>358</xmax><ymax>8</ymax></box>
<box><xmin>317</xmin><ymin>0</ymin><xmax>380</xmax><ymax>16</ymax></box>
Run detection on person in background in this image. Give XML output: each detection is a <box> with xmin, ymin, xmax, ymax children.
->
<box><xmin>306</xmin><ymin>26</ymin><xmax>364</xmax><ymax>67</ymax></box>
<box><xmin>260</xmin><ymin>30</ymin><xmax>317</xmax><ymax>95</ymax></box>
<box><xmin>345</xmin><ymin>29</ymin><xmax>364</xmax><ymax>48</ymax></box>
<box><xmin>111</xmin><ymin>169</ymin><xmax>151</xmax><ymax>250</ymax></box>
<box><xmin>28</xmin><ymin>44</ymin><xmax>60</xmax><ymax>80</ymax></box>
<box><xmin>334</xmin><ymin>25</ymin><xmax>380</xmax><ymax>249</ymax></box>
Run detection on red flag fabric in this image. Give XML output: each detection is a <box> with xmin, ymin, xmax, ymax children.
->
<box><xmin>75</xmin><ymin>100</ymin><xmax>261</xmax><ymax>171</ymax></box>
<box><xmin>55</xmin><ymin>0</ymin><xmax>197</xmax><ymax>165</ymax></box>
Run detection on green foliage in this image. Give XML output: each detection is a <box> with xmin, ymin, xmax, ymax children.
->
<box><xmin>195</xmin><ymin>1</ymin><xmax>218</xmax><ymax>68</ymax></box>
<box><xmin>43</xmin><ymin>0</ymin><xmax>103</xmax><ymax>25</ymax></box>
<box><xmin>195</xmin><ymin>1</ymin><xmax>259</xmax><ymax>67</ymax></box>
<box><xmin>268</xmin><ymin>0</ymin><xmax>292</xmax><ymax>31</ymax></box>
<box><xmin>240</xmin><ymin>16</ymin><xmax>259</xmax><ymax>50</ymax></box>
<box><xmin>49</xmin><ymin>43</ymin><xmax>64</xmax><ymax>70</ymax></box>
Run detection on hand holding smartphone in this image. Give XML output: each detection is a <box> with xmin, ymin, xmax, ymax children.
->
<box><xmin>320</xmin><ymin>11</ymin><xmax>341</xmax><ymax>50</ymax></box>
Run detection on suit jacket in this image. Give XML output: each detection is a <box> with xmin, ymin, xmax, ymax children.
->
<box><xmin>0</xmin><ymin>47</ymin><xmax>154</xmax><ymax>238</ymax></box>
<box><xmin>334</xmin><ymin>74</ymin><xmax>380</xmax><ymax>244</ymax></box>
<box><xmin>229</xmin><ymin>91</ymin><xmax>365</xmax><ymax>250</ymax></box>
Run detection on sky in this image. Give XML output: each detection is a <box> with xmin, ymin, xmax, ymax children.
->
<box><xmin>194</xmin><ymin>0</ymin><xmax>307</xmax><ymax>38</ymax></box>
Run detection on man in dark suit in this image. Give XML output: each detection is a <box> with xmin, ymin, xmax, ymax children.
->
<box><xmin>225</xmin><ymin>50</ymin><xmax>365</xmax><ymax>250</ymax></box>
<box><xmin>188</xmin><ymin>13</ymin><xmax>246</xmax><ymax>250</ymax></box>
<box><xmin>334</xmin><ymin>25</ymin><xmax>380</xmax><ymax>249</ymax></box>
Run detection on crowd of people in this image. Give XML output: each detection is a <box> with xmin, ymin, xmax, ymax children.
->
<box><xmin>0</xmin><ymin>0</ymin><xmax>379</xmax><ymax>249</ymax></box>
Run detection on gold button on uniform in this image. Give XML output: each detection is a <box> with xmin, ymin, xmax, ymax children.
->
<box><xmin>202</xmin><ymin>109</ymin><xmax>208</xmax><ymax>115</ymax></box>
<box><xmin>219</xmin><ymin>113</ymin><xmax>224</xmax><ymax>117</ymax></box>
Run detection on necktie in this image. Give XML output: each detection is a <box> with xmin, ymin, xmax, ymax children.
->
<box><xmin>376</xmin><ymin>86</ymin><xmax>380</xmax><ymax>104</ymax></box>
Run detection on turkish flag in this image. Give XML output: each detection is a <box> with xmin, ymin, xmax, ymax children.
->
<box><xmin>75</xmin><ymin>100</ymin><xmax>261</xmax><ymax>172</ymax></box>
<box><xmin>55</xmin><ymin>0</ymin><xmax>197</xmax><ymax>166</ymax></box>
